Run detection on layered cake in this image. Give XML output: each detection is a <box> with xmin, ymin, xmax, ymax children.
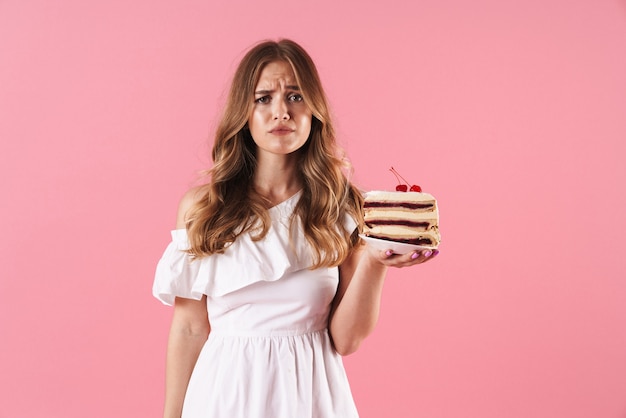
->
<box><xmin>363</xmin><ymin>190</ymin><xmax>440</xmax><ymax>248</ymax></box>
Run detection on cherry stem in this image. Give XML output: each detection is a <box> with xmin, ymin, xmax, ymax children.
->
<box><xmin>390</xmin><ymin>166</ymin><xmax>410</xmax><ymax>186</ymax></box>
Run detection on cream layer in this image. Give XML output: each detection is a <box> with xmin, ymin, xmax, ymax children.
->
<box><xmin>364</xmin><ymin>209</ymin><xmax>437</xmax><ymax>222</ymax></box>
<box><xmin>364</xmin><ymin>190</ymin><xmax>437</xmax><ymax>204</ymax></box>
<box><xmin>365</xmin><ymin>224</ymin><xmax>440</xmax><ymax>240</ymax></box>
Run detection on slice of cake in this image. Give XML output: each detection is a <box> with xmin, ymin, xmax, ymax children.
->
<box><xmin>363</xmin><ymin>190</ymin><xmax>440</xmax><ymax>248</ymax></box>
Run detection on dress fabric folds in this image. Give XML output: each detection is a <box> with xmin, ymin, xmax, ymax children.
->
<box><xmin>153</xmin><ymin>192</ymin><xmax>359</xmax><ymax>418</ymax></box>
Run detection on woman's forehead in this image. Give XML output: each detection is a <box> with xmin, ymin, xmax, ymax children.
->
<box><xmin>255</xmin><ymin>61</ymin><xmax>298</xmax><ymax>89</ymax></box>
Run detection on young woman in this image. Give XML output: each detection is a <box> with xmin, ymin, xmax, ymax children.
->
<box><xmin>153</xmin><ymin>38</ymin><xmax>438</xmax><ymax>418</ymax></box>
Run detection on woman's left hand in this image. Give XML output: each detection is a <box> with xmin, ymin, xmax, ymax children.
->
<box><xmin>365</xmin><ymin>244</ymin><xmax>439</xmax><ymax>268</ymax></box>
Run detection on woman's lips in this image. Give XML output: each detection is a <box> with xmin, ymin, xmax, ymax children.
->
<box><xmin>270</xmin><ymin>127</ymin><xmax>294</xmax><ymax>135</ymax></box>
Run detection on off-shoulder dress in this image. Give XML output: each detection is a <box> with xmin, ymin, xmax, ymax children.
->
<box><xmin>153</xmin><ymin>191</ymin><xmax>359</xmax><ymax>418</ymax></box>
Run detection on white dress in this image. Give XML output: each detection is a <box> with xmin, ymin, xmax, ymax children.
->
<box><xmin>153</xmin><ymin>192</ymin><xmax>360</xmax><ymax>418</ymax></box>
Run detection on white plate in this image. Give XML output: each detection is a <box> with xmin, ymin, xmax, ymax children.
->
<box><xmin>359</xmin><ymin>235</ymin><xmax>436</xmax><ymax>255</ymax></box>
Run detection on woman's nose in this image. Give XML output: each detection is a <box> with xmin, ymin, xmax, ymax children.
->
<box><xmin>273</xmin><ymin>99</ymin><xmax>290</xmax><ymax>120</ymax></box>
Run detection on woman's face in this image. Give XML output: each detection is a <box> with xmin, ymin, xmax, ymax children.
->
<box><xmin>248</xmin><ymin>60</ymin><xmax>312</xmax><ymax>158</ymax></box>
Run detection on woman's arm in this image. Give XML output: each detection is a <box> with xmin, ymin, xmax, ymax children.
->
<box><xmin>163</xmin><ymin>187</ymin><xmax>210</xmax><ymax>418</ymax></box>
<box><xmin>329</xmin><ymin>241</ymin><xmax>438</xmax><ymax>356</ymax></box>
<box><xmin>164</xmin><ymin>296</ymin><xmax>210</xmax><ymax>418</ymax></box>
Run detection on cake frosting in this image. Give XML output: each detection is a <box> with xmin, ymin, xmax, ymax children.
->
<box><xmin>363</xmin><ymin>190</ymin><xmax>440</xmax><ymax>248</ymax></box>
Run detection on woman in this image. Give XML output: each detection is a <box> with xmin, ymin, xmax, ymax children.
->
<box><xmin>153</xmin><ymin>38</ymin><xmax>438</xmax><ymax>418</ymax></box>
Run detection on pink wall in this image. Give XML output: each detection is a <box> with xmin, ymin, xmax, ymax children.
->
<box><xmin>1</xmin><ymin>0</ymin><xmax>625</xmax><ymax>417</ymax></box>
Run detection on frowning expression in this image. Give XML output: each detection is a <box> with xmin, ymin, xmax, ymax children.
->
<box><xmin>248</xmin><ymin>61</ymin><xmax>312</xmax><ymax>157</ymax></box>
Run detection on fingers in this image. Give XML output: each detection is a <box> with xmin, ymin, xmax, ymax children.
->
<box><xmin>380</xmin><ymin>248</ymin><xmax>439</xmax><ymax>267</ymax></box>
<box><xmin>415</xmin><ymin>249</ymin><xmax>439</xmax><ymax>262</ymax></box>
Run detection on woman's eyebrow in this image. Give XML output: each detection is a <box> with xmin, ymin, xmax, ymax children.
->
<box><xmin>254</xmin><ymin>85</ymin><xmax>301</xmax><ymax>95</ymax></box>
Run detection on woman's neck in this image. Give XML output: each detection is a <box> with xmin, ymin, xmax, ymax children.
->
<box><xmin>253</xmin><ymin>153</ymin><xmax>302</xmax><ymax>205</ymax></box>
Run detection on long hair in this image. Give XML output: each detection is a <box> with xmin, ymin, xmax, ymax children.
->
<box><xmin>186</xmin><ymin>39</ymin><xmax>363</xmax><ymax>268</ymax></box>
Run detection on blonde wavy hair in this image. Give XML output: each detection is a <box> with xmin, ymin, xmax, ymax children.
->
<box><xmin>186</xmin><ymin>39</ymin><xmax>364</xmax><ymax>268</ymax></box>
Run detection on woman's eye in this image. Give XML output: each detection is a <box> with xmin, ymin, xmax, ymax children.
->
<box><xmin>255</xmin><ymin>96</ymin><xmax>270</xmax><ymax>104</ymax></box>
<box><xmin>288</xmin><ymin>94</ymin><xmax>303</xmax><ymax>102</ymax></box>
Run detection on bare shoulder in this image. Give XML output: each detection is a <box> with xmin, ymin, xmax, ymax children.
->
<box><xmin>175</xmin><ymin>186</ymin><xmax>206</xmax><ymax>229</ymax></box>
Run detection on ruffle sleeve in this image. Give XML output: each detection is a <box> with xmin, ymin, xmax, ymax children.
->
<box><xmin>153</xmin><ymin>211</ymin><xmax>358</xmax><ymax>306</ymax></box>
<box><xmin>153</xmin><ymin>229</ymin><xmax>210</xmax><ymax>305</ymax></box>
<box><xmin>152</xmin><ymin>224</ymin><xmax>301</xmax><ymax>304</ymax></box>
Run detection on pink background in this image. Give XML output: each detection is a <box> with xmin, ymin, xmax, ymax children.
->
<box><xmin>1</xmin><ymin>0</ymin><xmax>625</xmax><ymax>417</ymax></box>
